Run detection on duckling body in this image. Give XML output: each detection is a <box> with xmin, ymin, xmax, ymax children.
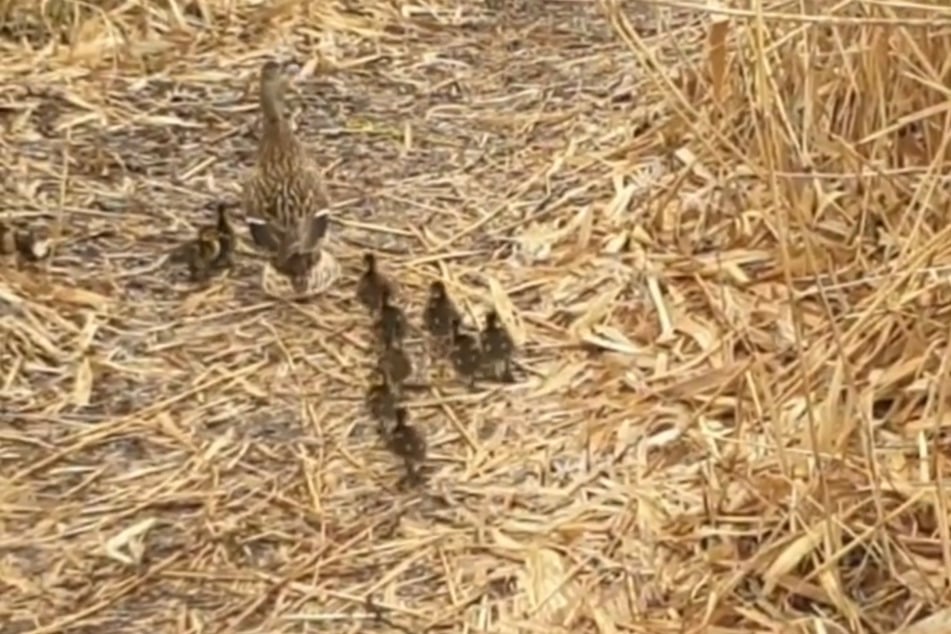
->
<box><xmin>480</xmin><ymin>310</ymin><xmax>515</xmax><ymax>382</ymax></box>
<box><xmin>0</xmin><ymin>222</ymin><xmax>49</xmax><ymax>264</ymax></box>
<box><xmin>356</xmin><ymin>252</ymin><xmax>393</xmax><ymax>313</ymax></box>
<box><xmin>423</xmin><ymin>281</ymin><xmax>459</xmax><ymax>356</ymax></box>
<box><xmin>449</xmin><ymin>317</ymin><xmax>481</xmax><ymax>388</ymax></box>
<box><xmin>376</xmin><ymin>286</ymin><xmax>407</xmax><ymax>349</ymax></box>
<box><xmin>384</xmin><ymin>407</ymin><xmax>427</xmax><ymax>484</ymax></box>
<box><xmin>212</xmin><ymin>201</ymin><xmax>236</xmax><ymax>268</ymax></box>
<box><xmin>184</xmin><ymin>226</ymin><xmax>223</xmax><ymax>282</ymax></box>
<box><xmin>366</xmin><ymin>373</ymin><xmax>399</xmax><ymax>424</ymax></box>
<box><xmin>171</xmin><ymin>203</ymin><xmax>235</xmax><ymax>282</ymax></box>
<box><xmin>378</xmin><ymin>345</ymin><xmax>413</xmax><ymax>387</ymax></box>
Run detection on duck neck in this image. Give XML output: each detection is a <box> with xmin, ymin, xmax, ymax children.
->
<box><xmin>260</xmin><ymin>83</ymin><xmax>296</xmax><ymax>153</ymax></box>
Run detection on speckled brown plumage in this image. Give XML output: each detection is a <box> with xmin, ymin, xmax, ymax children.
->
<box><xmin>366</xmin><ymin>371</ymin><xmax>399</xmax><ymax>425</ymax></box>
<box><xmin>378</xmin><ymin>344</ymin><xmax>413</xmax><ymax>387</ymax></box>
<box><xmin>183</xmin><ymin>226</ymin><xmax>223</xmax><ymax>282</ymax></box>
<box><xmin>384</xmin><ymin>407</ymin><xmax>426</xmax><ymax>485</ymax></box>
<box><xmin>449</xmin><ymin>317</ymin><xmax>481</xmax><ymax>388</ymax></box>
<box><xmin>172</xmin><ymin>203</ymin><xmax>235</xmax><ymax>282</ymax></box>
<box><xmin>356</xmin><ymin>252</ymin><xmax>393</xmax><ymax>313</ymax></box>
<box><xmin>250</xmin><ymin>212</ymin><xmax>339</xmax><ymax>298</ymax></box>
<box><xmin>423</xmin><ymin>280</ymin><xmax>459</xmax><ymax>338</ymax></box>
<box><xmin>0</xmin><ymin>221</ymin><xmax>49</xmax><ymax>264</ymax></box>
<box><xmin>376</xmin><ymin>286</ymin><xmax>408</xmax><ymax>349</ymax></box>
<box><xmin>211</xmin><ymin>202</ymin><xmax>236</xmax><ymax>269</ymax></box>
<box><xmin>423</xmin><ymin>280</ymin><xmax>459</xmax><ymax>359</ymax></box>
<box><xmin>242</xmin><ymin>60</ymin><xmax>338</xmax><ymax>298</ymax></box>
<box><xmin>480</xmin><ymin>310</ymin><xmax>515</xmax><ymax>382</ymax></box>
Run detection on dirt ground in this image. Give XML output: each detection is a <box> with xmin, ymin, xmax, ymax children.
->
<box><xmin>3</xmin><ymin>1</ymin><xmax>951</xmax><ymax>633</ymax></box>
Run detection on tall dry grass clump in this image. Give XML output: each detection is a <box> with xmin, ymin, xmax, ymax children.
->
<box><xmin>607</xmin><ymin>1</ymin><xmax>951</xmax><ymax>631</ymax></box>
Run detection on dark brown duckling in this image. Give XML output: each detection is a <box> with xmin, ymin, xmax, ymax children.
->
<box><xmin>384</xmin><ymin>407</ymin><xmax>427</xmax><ymax>485</ymax></box>
<box><xmin>1</xmin><ymin>222</ymin><xmax>49</xmax><ymax>263</ymax></box>
<box><xmin>377</xmin><ymin>344</ymin><xmax>413</xmax><ymax>387</ymax></box>
<box><xmin>423</xmin><ymin>280</ymin><xmax>459</xmax><ymax>343</ymax></box>
<box><xmin>211</xmin><ymin>201</ymin><xmax>236</xmax><ymax>268</ymax></box>
<box><xmin>183</xmin><ymin>225</ymin><xmax>223</xmax><ymax>282</ymax></box>
<box><xmin>366</xmin><ymin>371</ymin><xmax>399</xmax><ymax>424</ymax></box>
<box><xmin>170</xmin><ymin>203</ymin><xmax>235</xmax><ymax>281</ymax></box>
<box><xmin>356</xmin><ymin>252</ymin><xmax>393</xmax><ymax>313</ymax></box>
<box><xmin>480</xmin><ymin>309</ymin><xmax>515</xmax><ymax>382</ymax></box>
<box><xmin>448</xmin><ymin>316</ymin><xmax>481</xmax><ymax>388</ymax></box>
<box><xmin>376</xmin><ymin>286</ymin><xmax>407</xmax><ymax>349</ymax></box>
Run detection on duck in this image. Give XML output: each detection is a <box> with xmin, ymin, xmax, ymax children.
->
<box><xmin>243</xmin><ymin>60</ymin><xmax>339</xmax><ymax>299</ymax></box>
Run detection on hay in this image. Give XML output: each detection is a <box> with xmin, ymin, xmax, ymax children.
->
<box><xmin>2</xmin><ymin>0</ymin><xmax>951</xmax><ymax>631</ymax></box>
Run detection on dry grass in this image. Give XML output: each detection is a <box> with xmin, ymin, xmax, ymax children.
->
<box><xmin>2</xmin><ymin>0</ymin><xmax>951</xmax><ymax>632</ymax></box>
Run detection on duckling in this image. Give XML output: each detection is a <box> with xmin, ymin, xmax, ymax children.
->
<box><xmin>1</xmin><ymin>222</ymin><xmax>50</xmax><ymax>263</ymax></box>
<box><xmin>377</xmin><ymin>344</ymin><xmax>413</xmax><ymax>387</ymax></box>
<box><xmin>356</xmin><ymin>252</ymin><xmax>393</xmax><ymax>313</ymax></box>
<box><xmin>423</xmin><ymin>280</ymin><xmax>459</xmax><ymax>344</ymax></box>
<box><xmin>169</xmin><ymin>203</ymin><xmax>235</xmax><ymax>281</ymax></box>
<box><xmin>448</xmin><ymin>317</ymin><xmax>482</xmax><ymax>388</ymax></box>
<box><xmin>376</xmin><ymin>286</ymin><xmax>407</xmax><ymax>349</ymax></box>
<box><xmin>384</xmin><ymin>407</ymin><xmax>427</xmax><ymax>485</ymax></box>
<box><xmin>366</xmin><ymin>371</ymin><xmax>399</xmax><ymax>424</ymax></box>
<box><xmin>480</xmin><ymin>309</ymin><xmax>515</xmax><ymax>383</ymax></box>
<box><xmin>183</xmin><ymin>225</ymin><xmax>223</xmax><ymax>282</ymax></box>
<box><xmin>211</xmin><ymin>201</ymin><xmax>236</xmax><ymax>268</ymax></box>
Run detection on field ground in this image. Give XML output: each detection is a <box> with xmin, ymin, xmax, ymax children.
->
<box><xmin>3</xmin><ymin>1</ymin><xmax>951</xmax><ymax>633</ymax></box>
